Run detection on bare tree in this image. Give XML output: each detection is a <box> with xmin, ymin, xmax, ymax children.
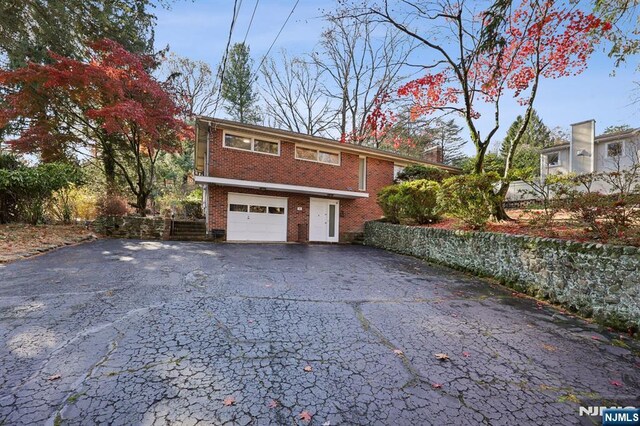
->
<box><xmin>260</xmin><ymin>51</ymin><xmax>335</xmax><ymax>136</ymax></box>
<box><xmin>313</xmin><ymin>14</ymin><xmax>413</xmax><ymax>144</ymax></box>
<box><xmin>164</xmin><ymin>53</ymin><xmax>218</xmax><ymax>118</ymax></box>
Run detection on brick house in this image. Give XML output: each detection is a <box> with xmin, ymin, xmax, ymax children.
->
<box><xmin>193</xmin><ymin>117</ymin><xmax>457</xmax><ymax>242</ymax></box>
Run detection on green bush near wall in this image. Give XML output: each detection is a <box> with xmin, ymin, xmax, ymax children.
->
<box><xmin>364</xmin><ymin>221</ymin><xmax>640</xmax><ymax>332</ymax></box>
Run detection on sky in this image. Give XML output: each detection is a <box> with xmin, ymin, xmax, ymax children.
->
<box><xmin>153</xmin><ymin>0</ymin><xmax>640</xmax><ymax>156</ymax></box>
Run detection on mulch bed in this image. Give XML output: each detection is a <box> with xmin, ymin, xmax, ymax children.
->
<box><xmin>0</xmin><ymin>224</ymin><xmax>97</xmax><ymax>263</ymax></box>
<box><xmin>422</xmin><ymin>214</ymin><xmax>640</xmax><ymax>247</ymax></box>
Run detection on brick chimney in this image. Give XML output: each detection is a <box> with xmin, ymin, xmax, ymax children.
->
<box><xmin>423</xmin><ymin>145</ymin><xmax>444</xmax><ymax>163</ymax></box>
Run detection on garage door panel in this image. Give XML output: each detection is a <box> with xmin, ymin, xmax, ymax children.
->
<box><xmin>227</xmin><ymin>194</ymin><xmax>287</xmax><ymax>242</ymax></box>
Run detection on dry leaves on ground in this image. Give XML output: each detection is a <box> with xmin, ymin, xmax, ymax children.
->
<box><xmin>0</xmin><ymin>224</ymin><xmax>95</xmax><ymax>263</ymax></box>
<box><xmin>299</xmin><ymin>411</ymin><xmax>312</xmax><ymax>422</ymax></box>
<box><xmin>434</xmin><ymin>353</ymin><xmax>450</xmax><ymax>361</ymax></box>
<box><xmin>223</xmin><ymin>396</ymin><xmax>236</xmax><ymax>406</ymax></box>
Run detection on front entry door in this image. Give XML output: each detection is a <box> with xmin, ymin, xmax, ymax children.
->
<box><xmin>309</xmin><ymin>198</ymin><xmax>339</xmax><ymax>242</ymax></box>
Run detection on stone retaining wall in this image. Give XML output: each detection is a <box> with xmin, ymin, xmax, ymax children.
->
<box><xmin>364</xmin><ymin>221</ymin><xmax>640</xmax><ymax>330</ymax></box>
<box><xmin>92</xmin><ymin>216</ymin><xmax>169</xmax><ymax>240</ymax></box>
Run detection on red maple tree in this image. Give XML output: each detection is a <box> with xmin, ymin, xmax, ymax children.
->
<box><xmin>359</xmin><ymin>0</ymin><xmax>610</xmax><ymax>216</ymax></box>
<box><xmin>0</xmin><ymin>39</ymin><xmax>190</xmax><ymax>215</ymax></box>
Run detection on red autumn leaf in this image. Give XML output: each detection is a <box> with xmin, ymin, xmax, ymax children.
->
<box><xmin>591</xmin><ymin>336</ymin><xmax>601</xmax><ymax>341</ymax></box>
<box><xmin>431</xmin><ymin>383</ymin><xmax>443</xmax><ymax>389</ymax></box>
<box><xmin>267</xmin><ymin>399</ymin><xmax>279</xmax><ymax>408</ymax></box>
<box><xmin>303</xmin><ymin>365</ymin><xmax>313</xmax><ymax>372</ymax></box>
<box><xmin>610</xmin><ymin>380</ymin><xmax>623</xmax><ymax>387</ymax></box>
<box><xmin>223</xmin><ymin>396</ymin><xmax>236</xmax><ymax>406</ymax></box>
<box><xmin>299</xmin><ymin>411</ymin><xmax>312</xmax><ymax>422</ymax></box>
<box><xmin>462</xmin><ymin>351</ymin><xmax>471</xmax><ymax>358</ymax></box>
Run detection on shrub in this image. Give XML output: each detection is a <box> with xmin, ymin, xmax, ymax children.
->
<box><xmin>97</xmin><ymin>194</ymin><xmax>129</xmax><ymax>217</ymax></box>
<box><xmin>397</xmin><ymin>180</ymin><xmax>440</xmax><ymax>224</ymax></box>
<box><xmin>437</xmin><ymin>173</ymin><xmax>499</xmax><ymax>230</ymax></box>
<box><xmin>395</xmin><ymin>165</ymin><xmax>448</xmax><ymax>183</ymax></box>
<box><xmin>0</xmin><ymin>161</ymin><xmax>83</xmax><ymax>224</ymax></box>
<box><xmin>377</xmin><ymin>185</ymin><xmax>403</xmax><ymax>223</ymax></box>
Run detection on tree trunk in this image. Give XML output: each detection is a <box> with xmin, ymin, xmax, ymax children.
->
<box><xmin>103</xmin><ymin>154</ymin><xmax>117</xmax><ymax>195</ymax></box>
<box><xmin>473</xmin><ymin>149</ymin><xmax>486</xmax><ymax>174</ymax></box>
<box><xmin>136</xmin><ymin>192</ymin><xmax>148</xmax><ymax>217</ymax></box>
<box><xmin>493</xmin><ymin>181</ymin><xmax>512</xmax><ymax>221</ymax></box>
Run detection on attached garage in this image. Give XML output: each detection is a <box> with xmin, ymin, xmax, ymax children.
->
<box><xmin>227</xmin><ymin>193</ymin><xmax>288</xmax><ymax>242</ymax></box>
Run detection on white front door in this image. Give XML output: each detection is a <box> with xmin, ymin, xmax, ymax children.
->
<box><xmin>227</xmin><ymin>193</ymin><xmax>288</xmax><ymax>242</ymax></box>
<box><xmin>309</xmin><ymin>198</ymin><xmax>339</xmax><ymax>242</ymax></box>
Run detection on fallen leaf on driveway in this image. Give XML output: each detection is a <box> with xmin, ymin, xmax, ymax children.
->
<box><xmin>393</xmin><ymin>349</ymin><xmax>404</xmax><ymax>356</ymax></box>
<box><xmin>299</xmin><ymin>410</ymin><xmax>312</xmax><ymax>422</ymax></box>
<box><xmin>462</xmin><ymin>351</ymin><xmax>471</xmax><ymax>358</ymax></box>
<box><xmin>434</xmin><ymin>353</ymin><xmax>450</xmax><ymax>361</ymax></box>
<box><xmin>48</xmin><ymin>374</ymin><xmax>61</xmax><ymax>381</ymax></box>
<box><xmin>267</xmin><ymin>399</ymin><xmax>279</xmax><ymax>408</ymax></box>
<box><xmin>223</xmin><ymin>396</ymin><xmax>236</xmax><ymax>406</ymax></box>
<box><xmin>591</xmin><ymin>336</ymin><xmax>601</xmax><ymax>341</ymax></box>
<box><xmin>303</xmin><ymin>365</ymin><xmax>313</xmax><ymax>372</ymax></box>
<box><xmin>610</xmin><ymin>380</ymin><xmax>623</xmax><ymax>387</ymax></box>
<box><xmin>542</xmin><ymin>344</ymin><xmax>557</xmax><ymax>352</ymax></box>
<box><xmin>431</xmin><ymin>383</ymin><xmax>442</xmax><ymax>389</ymax></box>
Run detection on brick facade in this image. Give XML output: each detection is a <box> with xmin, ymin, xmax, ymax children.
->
<box><xmin>201</xmin><ymin>124</ymin><xmax>446</xmax><ymax>242</ymax></box>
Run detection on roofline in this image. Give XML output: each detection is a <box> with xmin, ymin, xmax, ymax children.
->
<box><xmin>595</xmin><ymin>128</ymin><xmax>640</xmax><ymax>142</ymax></box>
<box><xmin>196</xmin><ymin>116</ymin><xmax>461</xmax><ymax>172</ymax></box>
<box><xmin>570</xmin><ymin>119</ymin><xmax>596</xmax><ymax>127</ymax></box>
<box><xmin>540</xmin><ymin>143</ymin><xmax>570</xmax><ymax>153</ymax></box>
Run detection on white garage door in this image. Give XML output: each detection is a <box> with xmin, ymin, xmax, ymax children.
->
<box><xmin>227</xmin><ymin>193</ymin><xmax>288</xmax><ymax>242</ymax></box>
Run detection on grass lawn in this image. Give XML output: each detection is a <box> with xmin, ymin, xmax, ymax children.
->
<box><xmin>0</xmin><ymin>223</ymin><xmax>96</xmax><ymax>263</ymax></box>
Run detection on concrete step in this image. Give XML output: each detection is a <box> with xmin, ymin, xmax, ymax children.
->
<box><xmin>173</xmin><ymin>226</ymin><xmax>206</xmax><ymax>232</ymax></box>
<box><xmin>167</xmin><ymin>236</ymin><xmax>213</xmax><ymax>241</ymax></box>
<box><xmin>171</xmin><ymin>231</ymin><xmax>207</xmax><ymax>237</ymax></box>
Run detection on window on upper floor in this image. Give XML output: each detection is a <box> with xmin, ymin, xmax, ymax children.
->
<box><xmin>295</xmin><ymin>146</ymin><xmax>340</xmax><ymax>165</ymax></box>
<box><xmin>358</xmin><ymin>157</ymin><xmax>367</xmax><ymax>190</ymax></box>
<box><xmin>393</xmin><ymin>164</ymin><xmax>405</xmax><ymax>180</ymax></box>
<box><xmin>607</xmin><ymin>141</ymin><xmax>622</xmax><ymax>158</ymax></box>
<box><xmin>547</xmin><ymin>152</ymin><xmax>559</xmax><ymax>166</ymax></box>
<box><xmin>224</xmin><ymin>132</ymin><xmax>280</xmax><ymax>156</ymax></box>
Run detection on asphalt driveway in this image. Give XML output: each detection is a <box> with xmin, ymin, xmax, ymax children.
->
<box><xmin>0</xmin><ymin>240</ymin><xmax>638</xmax><ymax>425</ymax></box>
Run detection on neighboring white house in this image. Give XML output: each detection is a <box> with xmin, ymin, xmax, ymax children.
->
<box><xmin>506</xmin><ymin>119</ymin><xmax>640</xmax><ymax>201</ymax></box>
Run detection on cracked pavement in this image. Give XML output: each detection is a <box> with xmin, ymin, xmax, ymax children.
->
<box><xmin>0</xmin><ymin>240</ymin><xmax>639</xmax><ymax>425</ymax></box>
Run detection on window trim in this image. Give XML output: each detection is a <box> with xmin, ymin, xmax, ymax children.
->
<box><xmin>358</xmin><ymin>156</ymin><xmax>367</xmax><ymax>190</ymax></box>
<box><xmin>294</xmin><ymin>144</ymin><xmax>341</xmax><ymax>166</ymax></box>
<box><xmin>393</xmin><ymin>163</ymin><xmax>406</xmax><ymax>180</ymax></box>
<box><xmin>546</xmin><ymin>152</ymin><xmax>560</xmax><ymax>167</ymax></box>
<box><xmin>222</xmin><ymin>130</ymin><xmax>280</xmax><ymax>156</ymax></box>
<box><xmin>606</xmin><ymin>141</ymin><xmax>623</xmax><ymax>158</ymax></box>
